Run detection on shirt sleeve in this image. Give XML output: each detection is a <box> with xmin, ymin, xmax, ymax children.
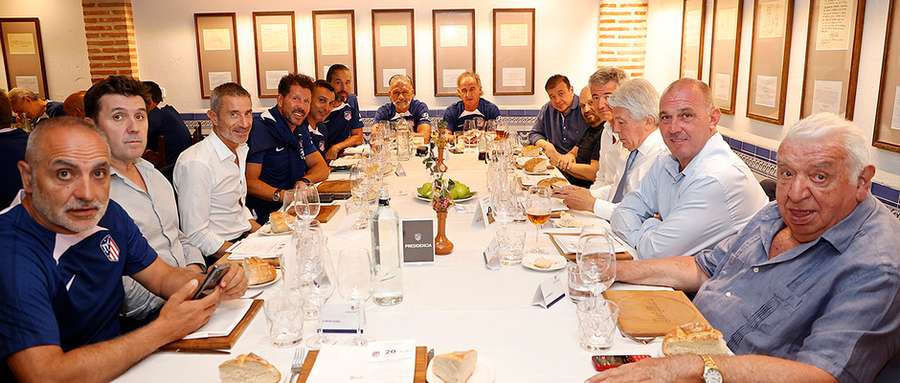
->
<box><xmin>693</xmin><ymin>234</ymin><xmax>735</xmax><ymax>277</ymax></box>
<box><xmin>414</xmin><ymin>102</ymin><xmax>432</xmax><ymax>127</ymax></box>
<box><xmin>178</xmin><ymin>230</ymin><xmax>205</xmax><ymax>270</ymax></box>
<box><xmin>485</xmin><ymin>102</ymin><xmax>501</xmax><ymax>120</ymax></box>
<box><xmin>0</xmin><ymin>246</ymin><xmax>60</xmax><ymax>360</ymax></box>
<box><xmin>121</xmin><ymin>276</ymin><xmax>164</xmax><ymax>321</ymax></box>
<box><xmin>174</xmin><ymin>158</ymin><xmax>226</xmax><ymax>256</ymax></box>
<box><xmin>349</xmin><ymin>97</ymin><xmax>364</xmax><ymax>129</ymax></box>
<box><xmin>247</xmin><ymin>119</ymin><xmax>271</xmax><ymax>164</ymax></box>
<box><xmin>374</xmin><ymin>104</ymin><xmax>391</xmax><ymax>122</ymax></box>
<box><xmin>442</xmin><ymin>104</ymin><xmax>457</xmax><ymax>131</ymax></box>
<box><xmin>300</xmin><ymin>127</ymin><xmax>317</xmax><ymax>156</ymax></box>
<box><xmin>528</xmin><ymin>107</ymin><xmax>549</xmax><ymax>145</ymax></box>
<box><xmin>593</xmin><ymin>199</ymin><xmax>618</xmax><ymax>221</ymax></box>
<box><xmin>794</xmin><ymin>265</ymin><xmax>900</xmax><ymax>383</ymax></box>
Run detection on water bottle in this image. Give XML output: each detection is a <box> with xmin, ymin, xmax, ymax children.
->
<box><xmin>370</xmin><ymin>189</ymin><xmax>403</xmax><ymax>306</ymax></box>
<box><xmin>396</xmin><ymin>120</ymin><xmax>412</xmax><ymax>161</ymax></box>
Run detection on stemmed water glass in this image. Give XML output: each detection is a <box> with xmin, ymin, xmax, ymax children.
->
<box><xmin>524</xmin><ymin>186</ymin><xmax>552</xmax><ymax>255</ymax></box>
<box><xmin>337</xmin><ymin>248</ymin><xmax>373</xmax><ymax>346</ymax></box>
<box><xmin>299</xmin><ymin>232</ymin><xmax>336</xmax><ymax>349</ymax></box>
<box><xmin>576</xmin><ymin>232</ymin><xmax>617</xmax><ymax>297</ymax></box>
<box><xmin>293</xmin><ymin>182</ymin><xmax>320</xmax><ymax>227</ymax></box>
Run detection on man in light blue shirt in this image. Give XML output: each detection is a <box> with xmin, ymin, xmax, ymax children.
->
<box><xmin>611</xmin><ymin>79</ymin><xmax>767</xmax><ymax>259</ymax></box>
<box><xmin>589</xmin><ymin>113</ymin><xmax>900</xmax><ymax>383</ymax></box>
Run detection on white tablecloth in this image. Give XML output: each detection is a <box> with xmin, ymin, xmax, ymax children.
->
<box><xmin>116</xmin><ymin>150</ymin><xmax>661</xmax><ymax>382</ymax></box>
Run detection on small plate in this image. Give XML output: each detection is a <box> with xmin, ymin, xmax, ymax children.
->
<box><xmin>524</xmin><ymin>169</ymin><xmax>551</xmax><ymax>176</ymax></box>
<box><xmin>248</xmin><ymin>269</ymin><xmax>281</xmax><ymax>289</ymax></box>
<box><xmin>415</xmin><ymin>192</ymin><xmax>476</xmax><ymax>203</ymax></box>
<box><xmin>256</xmin><ymin>223</ymin><xmax>292</xmax><ymax>236</ymax></box>
<box><xmin>521</xmin><ymin>254</ymin><xmax>567</xmax><ymax>271</ymax></box>
<box><xmin>426</xmin><ymin>357</ymin><xmax>495</xmax><ymax>383</ymax></box>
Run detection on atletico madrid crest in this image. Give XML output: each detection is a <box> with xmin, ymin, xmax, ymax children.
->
<box><xmin>344</xmin><ymin>110</ymin><xmax>352</xmax><ymax>121</ymax></box>
<box><xmin>100</xmin><ymin>234</ymin><xmax>120</xmax><ymax>262</ymax></box>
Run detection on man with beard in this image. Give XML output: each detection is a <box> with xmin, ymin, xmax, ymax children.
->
<box><xmin>374</xmin><ymin>74</ymin><xmax>432</xmax><ymax>143</ymax></box>
<box><xmin>322</xmin><ymin>64</ymin><xmax>363</xmax><ymax>160</ymax></box>
<box><xmin>247</xmin><ymin>73</ymin><xmax>330</xmax><ymax>224</ymax></box>
<box><xmin>0</xmin><ymin>117</ymin><xmax>247</xmax><ymax>381</ymax></box>
<box><xmin>175</xmin><ymin>82</ymin><xmax>260</xmax><ymax>262</ymax></box>
<box><xmin>441</xmin><ymin>71</ymin><xmax>500</xmax><ymax>132</ymax></box>
<box><xmin>83</xmin><ymin>75</ymin><xmax>206</xmax><ymax>326</ymax></box>
<box><xmin>555</xmin><ymin>87</ymin><xmax>605</xmax><ymax>188</ymax></box>
<box><xmin>305</xmin><ymin>80</ymin><xmax>336</xmax><ymax>156</ymax></box>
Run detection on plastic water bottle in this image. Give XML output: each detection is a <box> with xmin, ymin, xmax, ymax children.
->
<box><xmin>371</xmin><ymin>189</ymin><xmax>403</xmax><ymax>306</ymax></box>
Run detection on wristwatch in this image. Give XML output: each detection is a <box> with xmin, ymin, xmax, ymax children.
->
<box><xmin>273</xmin><ymin>188</ymin><xmax>283</xmax><ymax>202</ymax></box>
<box><xmin>701</xmin><ymin>355</ymin><xmax>724</xmax><ymax>383</ymax></box>
<box><xmin>299</xmin><ymin>177</ymin><xmax>312</xmax><ymax>185</ymax></box>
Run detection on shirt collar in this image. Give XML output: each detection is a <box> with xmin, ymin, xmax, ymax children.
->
<box><xmin>636</xmin><ymin>130</ymin><xmax>664</xmax><ymax>155</ymax></box>
<box><xmin>208</xmin><ymin>131</ymin><xmax>240</xmax><ymax>161</ymax></box>
<box><xmin>662</xmin><ymin>132</ymin><xmax>726</xmax><ymax>179</ymax></box>
<box><xmin>109</xmin><ymin>158</ymin><xmax>154</xmax><ymax>177</ymax></box>
<box><xmin>459</xmin><ymin>109</ymin><xmax>483</xmax><ymax>118</ymax></box>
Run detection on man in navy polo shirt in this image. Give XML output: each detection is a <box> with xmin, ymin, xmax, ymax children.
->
<box><xmin>0</xmin><ymin>89</ymin><xmax>27</xmax><ymax>208</ymax></box>
<box><xmin>0</xmin><ymin>118</ymin><xmax>247</xmax><ymax>381</ymax></box>
<box><xmin>528</xmin><ymin>74</ymin><xmax>589</xmax><ymax>166</ymax></box>
<box><xmin>9</xmin><ymin>87</ymin><xmax>65</xmax><ymax>128</ymax></box>
<box><xmin>323</xmin><ymin>64</ymin><xmax>364</xmax><ymax>160</ymax></box>
<box><xmin>305</xmin><ymin>80</ymin><xmax>336</xmax><ymax>156</ymax></box>
<box><xmin>143</xmin><ymin>81</ymin><xmax>194</xmax><ymax>166</ymax></box>
<box><xmin>247</xmin><ymin>73</ymin><xmax>330</xmax><ymax>224</ymax></box>
<box><xmin>442</xmin><ymin>71</ymin><xmax>500</xmax><ymax>132</ymax></box>
<box><xmin>374</xmin><ymin>74</ymin><xmax>432</xmax><ymax>143</ymax></box>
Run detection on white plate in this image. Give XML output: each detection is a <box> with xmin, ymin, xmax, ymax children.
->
<box><xmin>248</xmin><ymin>269</ymin><xmax>281</xmax><ymax>289</ymax></box>
<box><xmin>426</xmin><ymin>357</ymin><xmax>495</xmax><ymax>383</ymax></box>
<box><xmin>521</xmin><ymin>254</ymin><xmax>568</xmax><ymax>272</ymax></box>
<box><xmin>256</xmin><ymin>222</ymin><xmax>292</xmax><ymax>236</ymax></box>
<box><xmin>415</xmin><ymin>192</ymin><xmax>476</xmax><ymax>203</ymax></box>
<box><xmin>524</xmin><ymin>169</ymin><xmax>552</xmax><ymax>176</ymax></box>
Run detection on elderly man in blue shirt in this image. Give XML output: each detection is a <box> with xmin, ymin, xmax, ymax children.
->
<box><xmin>374</xmin><ymin>74</ymin><xmax>432</xmax><ymax>143</ymax></box>
<box><xmin>528</xmin><ymin>74</ymin><xmax>589</xmax><ymax>166</ymax></box>
<box><xmin>588</xmin><ymin>112</ymin><xmax>900</xmax><ymax>383</ymax></box>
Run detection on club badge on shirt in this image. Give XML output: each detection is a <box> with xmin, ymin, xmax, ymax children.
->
<box><xmin>344</xmin><ymin>110</ymin><xmax>352</xmax><ymax>121</ymax></box>
<box><xmin>100</xmin><ymin>234</ymin><xmax>120</xmax><ymax>262</ymax></box>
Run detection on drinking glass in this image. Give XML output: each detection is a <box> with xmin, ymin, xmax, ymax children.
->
<box><xmin>337</xmin><ymin>248</ymin><xmax>373</xmax><ymax>346</ymax></box>
<box><xmin>576</xmin><ymin>298</ymin><xmax>619</xmax><ymax>351</ymax></box>
<box><xmin>462</xmin><ymin>119</ymin><xmax>479</xmax><ymax>148</ymax></box>
<box><xmin>293</xmin><ymin>182</ymin><xmax>320</xmax><ymax>227</ymax></box>
<box><xmin>566</xmin><ymin>262</ymin><xmax>591</xmax><ymax>302</ymax></box>
<box><xmin>263</xmin><ymin>288</ymin><xmax>304</xmax><ymax>347</ymax></box>
<box><xmin>497</xmin><ymin>226</ymin><xmax>526</xmax><ymax>266</ymax></box>
<box><xmin>524</xmin><ymin>186</ymin><xmax>552</xmax><ymax>255</ymax></box>
<box><xmin>576</xmin><ymin>232</ymin><xmax>617</xmax><ymax>296</ymax></box>
<box><xmin>303</xmin><ymin>235</ymin><xmax>336</xmax><ymax>349</ymax></box>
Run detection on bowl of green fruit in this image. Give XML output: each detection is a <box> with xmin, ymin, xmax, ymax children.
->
<box><xmin>416</xmin><ymin>179</ymin><xmax>475</xmax><ymax>202</ymax></box>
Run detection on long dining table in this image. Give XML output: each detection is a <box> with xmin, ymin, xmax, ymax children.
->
<box><xmin>116</xmin><ymin>148</ymin><xmax>665</xmax><ymax>382</ymax></box>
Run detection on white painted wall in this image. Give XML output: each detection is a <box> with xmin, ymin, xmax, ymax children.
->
<box><xmin>0</xmin><ymin>0</ymin><xmax>92</xmax><ymax>100</ymax></box>
<box><xmin>131</xmin><ymin>0</ymin><xmax>599</xmax><ymax>113</ymax></box>
<box><xmin>645</xmin><ymin>0</ymin><xmax>900</xmax><ymax>188</ymax></box>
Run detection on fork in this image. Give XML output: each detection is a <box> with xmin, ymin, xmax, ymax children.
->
<box><xmin>287</xmin><ymin>347</ymin><xmax>305</xmax><ymax>383</ymax></box>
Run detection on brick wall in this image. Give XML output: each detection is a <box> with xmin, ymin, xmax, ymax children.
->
<box><xmin>82</xmin><ymin>0</ymin><xmax>138</xmax><ymax>82</ymax></box>
<box><xmin>597</xmin><ymin>0</ymin><xmax>648</xmax><ymax>78</ymax></box>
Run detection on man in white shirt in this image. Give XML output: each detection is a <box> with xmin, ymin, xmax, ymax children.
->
<box><xmin>174</xmin><ymin>83</ymin><xmax>259</xmax><ymax>262</ymax></box>
<box><xmin>83</xmin><ymin>75</ymin><xmax>205</xmax><ymax>324</ymax></box>
<box><xmin>556</xmin><ymin>78</ymin><xmax>669</xmax><ymax>220</ymax></box>
<box><xmin>611</xmin><ymin>79</ymin><xmax>768</xmax><ymax>259</ymax></box>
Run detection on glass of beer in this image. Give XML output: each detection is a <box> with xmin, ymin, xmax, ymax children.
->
<box><xmin>525</xmin><ymin>185</ymin><xmax>552</xmax><ymax>255</ymax></box>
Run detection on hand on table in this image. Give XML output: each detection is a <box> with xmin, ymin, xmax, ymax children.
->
<box><xmin>248</xmin><ymin>219</ymin><xmax>261</xmax><ymax>233</ymax></box>
<box><xmin>585</xmin><ymin>355</ymin><xmax>698</xmax><ymax>383</ymax></box>
<box><xmin>325</xmin><ymin>147</ymin><xmax>340</xmax><ymax>161</ymax></box>
<box><xmin>557</xmin><ymin>153</ymin><xmax>576</xmax><ymax>171</ymax></box>
<box><xmin>218</xmin><ymin>262</ymin><xmax>248</xmax><ymax>300</ymax></box>
<box><xmin>155</xmin><ymin>279</ymin><xmax>220</xmax><ymax>341</ymax></box>
<box><xmin>553</xmin><ymin>186</ymin><xmax>595</xmax><ymax>212</ymax></box>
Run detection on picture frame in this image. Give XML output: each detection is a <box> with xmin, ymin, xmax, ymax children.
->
<box><xmin>874</xmin><ymin>3</ymin><xmax>900</xmax><ymax>153</ymax></box>
<box><xmin>746</xmin><ymin>0</ymin><xmax>794</xmax><ymax>125</ymax></box>
<box><xmin>708</xmin><ymin>0</ymin><xmax>743</xmax><ymax>114</ymax></box>
<box><xmin>312</xmin><ymin>10</ymin><xmax>358</xmax><ymax>91</ymax></box>
<box><xmin>194</xmin><ymin>13</ymin><xmax>240</xmax><ymax>100</ymax></box>
<box><xmin>0</xmin><ymin>18</ymin><xmax>49</xmax><ymax>98</ymax></box>
<box><xmin>492</xmin><ymin>8</ymin><xmax>535</xmax><ymax>95</ymax></box>
<box><xmin>679</xmin><ymin>0</ymin><xmax>706</xmax><ymax>80</ymax></box>
<box><xmin>371</xmin><ymin>9</ymin><xmax>415</xmax><ymax>97</ymax></box>
<box><xmin>432</xmin><ymin>9</ymin><xmax>475</xmax><ymax>97</ymax></box>
<box><xmin>799</xmin><ymin>0</ymin><xmax>865</xmax><ymax>119</ymax></box>
<box><xmin>252</xmin><ymin>11</ymin><xmax>298</xmax><ymax>99</ymax></box>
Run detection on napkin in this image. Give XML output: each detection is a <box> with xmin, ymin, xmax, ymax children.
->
<box><xmin>182</xmin><ymin>299</ymin><xmax>253</xmax><ymax>339</ymax></box>
<box><xmin>227</xmin><ymin>236</ymin><xmax>289</xmax><ymax>260</ymax></box>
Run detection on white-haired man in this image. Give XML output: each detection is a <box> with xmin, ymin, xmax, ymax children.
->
<box><xmin>588</xmin><ymin>113</ymin><xmax>900</xmax><ymax>383</ymax></box>
<box><xmin>610</xmin><ymin>78</ymin><xmax>767</xmax><ymax>259</ymax></box>
<box><xmin>374</xmin><ymin>74</ymin><xmax>432</xmax><ymax>142</ymax></box>
<box><xmin>8</xmin><ymin>87</ymin><xmax>65</xmax><ymax>127</ymax></box>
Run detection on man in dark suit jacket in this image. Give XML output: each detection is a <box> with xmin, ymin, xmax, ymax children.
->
<box><xmin>143</xmin><ymin>81</ymin><xmax>193</xmax><ymax>166</ymax></box>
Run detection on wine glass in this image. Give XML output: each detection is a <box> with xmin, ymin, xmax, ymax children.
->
<box><xmin>576</xmin><ymin>232</ymin><xmax>617</xmax><ymax>297</ymax></box>
<box><xmin>524</xmin><ymin>186</ymin><xmax>552</xmax><ymax>255</ymax></box>
<box><xmin>293</xmin><ymin>182</ymin><xmax>320</xmax><ymax>228</ymax></box>
<box><xmin>337</xmin><ymin>248</ymin><xmax>373</xmax><ymax>346</ymax></box>
<box><xmin>303</xmin><ymin>234</ymin><xmax>336</xmax><ymax>349</ymax></box>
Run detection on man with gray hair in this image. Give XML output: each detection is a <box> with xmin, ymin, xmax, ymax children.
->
<box><xmin>587</xmin><ymin>68</ymin><xmax>630</xmax><ymax>199</ymax></box>
<box><xmin>174</xmin><ymin>82</ymin><xmax>259</xmax><ymax>263</ymax></box>
<box><xmin>374</xmin><ymin>74</ymin><xmax>432</xmax><ymax>142</ymax></box>
<box><xmin>588</xmin><ymin>113</ymin><xmax>900</xmax><ymax>383</ymax></box>
<box><xmin>8</xmin><ymin>87</ymin><xmax>65</xmax><ymax>127</ymax></box>
<box><xmin>611</xmin><ymin>78</ymin><xmax>767</xmax><ymax>259</ymax></box>
<box><xmin>441</xmin><ymin>71</ymin><xmax>500</xmax><ymax>132</ymax></box>
<box><xmin>555</xmin><ymin>78</ymin><xmax>669</xmax><ymax>219</ymax></box>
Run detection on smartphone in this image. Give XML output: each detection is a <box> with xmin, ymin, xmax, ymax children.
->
<box><xmin>192</xmin><ymin>264</ymin><xmax>230</xmax><ymax>300</ymax></box>
<box><xmin>591</xmin><ymin>355</ymin><xmax>651</xmax><ymax>372</ymax></box>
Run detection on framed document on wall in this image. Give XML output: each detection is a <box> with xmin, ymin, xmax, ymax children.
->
<box><xmin>194</xmin><ymin>13</ymin><xmax>240</xmax><ymax>99</ymax></box>
<box><xmin>432</xmin><ymin>9</ymin><xmax>475</xmax><ymax>97</ymax></box>
<box><xmin>679</xmin><ymin>0</ymin><xmax>706</xmax><ymax>80</ymax></box>
<box><xmin>746</xmin><ymin>0</ymin><xmax>793</xmax><ymax>125</ymax></box>
<box><xmin>874</xmin><ymin>4</ymin><xmax>900</xmax><ymax>153</ymax></box>
<box><xmin>709</xmin><ymin>0</ymin><xmax>743</xmax><ymax>114</ymax></box>
<box><xmin>372</xmin><ymin>9</ymin><xmax>415</xmax><ymax>96</ymax></box>
<box><xmin>252</xmin><ymin>11</ymin><xmax>297</xmax><ymax>99</ymax></box>
<box><xmin>312</xmin><ymin>10</ymin><xmax>357</xmax><ymax>91</ymax></box>
<box><xmin>493</xmin><ymin>8</ymin><xmax>535</xmax><ymax>95</ymax></box>
<box><xmin>799</xmin><ymin>0</ymin><xmax>865</xmax><ymax>119</ymax></box>
<box><xmin>0</xmin><ymin>18</ymin><xmax>49</xmax><ymax>98</ymax></box>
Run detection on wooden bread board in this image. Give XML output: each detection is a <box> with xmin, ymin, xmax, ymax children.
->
<box><xmin>317</xmin><ymin>180</ymin><xmax>352</xmax><ymax>194</ymax></box>
<box><xmin>160</xmin><ymin>299</ymin><xmax>262</xmax><ymax>351</ymax></box>
<box><xmin>602</xmin><ymin>290</ymin><xmax>709</xmax><ymax>337</ymax></box>
<box><xmin>298</xmin><ymin>346</ymin><xmax>427</xmax><ymax>383</ymax></box>
<box><xmin>316</xmin><ymin>204</ymin><xmax>339</xmax><ymax>223</ymax></box>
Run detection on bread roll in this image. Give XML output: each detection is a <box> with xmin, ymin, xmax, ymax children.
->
<box><xmin>536</xmin><ymin>177</ymin><xmax>567</xmax><ymax>189</ymax></box>
<box><xmin>662</xmin><ymin>322</ymin><xmax>729</xmax><ymax>356</ymax></box>
<box><xmin>524</xmin><ymin>158</ymin><xmax>549</xmax><ymax>173</ymax></box>
<box><xmin>268</xmin><ymin>211</ymin><xmax>296</xmax><ymax>233</ymax></box>
<box><xmin>245</xmin><ymin>257</ymin><xmax>277</xmax><ymax>285</ymax></box>
<box><xmin>218</xmin><ymin>353</ymin><xmax>281</xmax><ymax>383</ymax></box>
<box><xmin>533</xmin><ymin>258</ymin><xmax>555</xmax><ymax>269</ymax></box>
<box><xmin>520</xmin><ymin>145</ymin><xmax>541</xmax><ymax>157</ymax></box>
<box><xmin>433</xmin><ymin>350</ymin><xmax>477</xmax><ymax>383</ymax></box>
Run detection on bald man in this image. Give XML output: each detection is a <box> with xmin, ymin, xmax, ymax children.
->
<box><xmin>556</xmin><ymin>86</ymin><xmax>606</xmax><ymax>187</ymax></box>
<box><xmin>0</xmin><ymin>118</ymin><xmax>246</xmax><ymax>381</ymax></box>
